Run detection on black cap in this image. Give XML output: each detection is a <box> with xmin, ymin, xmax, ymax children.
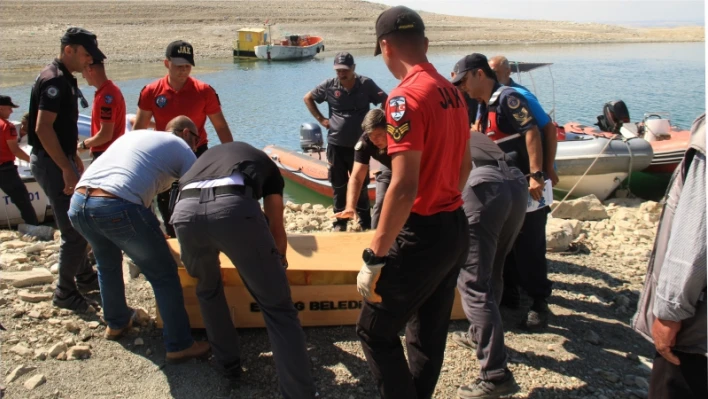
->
<box><xmin>374</xmin><ymin>6</ymin><xmax>425</xmax><ymax>56</ymax></box>
<box><xmin>166</xmin><ymin>40</ymin><xmax>195</xmax><ymax>66</ymax></box>
<box><xmin>0</xmin><ymin>95</ymin><xmax>19</xmax><ymax>108</ymax></box>
<box><xmin>333</xmin><ymin>52</ymin><xmax>354</xmax><ymax>70</ymax></box>
<box><xmin>61</xmin><ymin>27</ymin><xmax>106</xmax><ymax>62</ymax></box>
<box><xmin>451</xmin><ymin>53</ymin><xmax>497</xmax><ymax>85</ymax></box>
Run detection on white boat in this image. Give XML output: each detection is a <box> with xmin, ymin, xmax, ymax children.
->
<box><xmin>0</xmin><ymin>114</ymin><xmax>93</xmax><ymax>227</ymax></box>
<box><xmin>254</xmin><ymin>34</ymin><xmax>325</xmax><ymax>61</ymax></box>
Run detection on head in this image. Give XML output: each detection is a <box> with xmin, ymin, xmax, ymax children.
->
<box><xmin>0</xmin><ymin>96</ymin><xmax>19</xmax><ymax>119</ymax></box>
<box><xmin>374</xmin><ymin>6</ymin><xmax>429</xmax><ymax>79</ymax></box>
<box><xmin>451</xmin><ymin>53</ymin><xmax>497</xmax><ymax>102</ymax></box>
<box><xmin>361</xmin><ymin>108</ymin><xmax>387</xmax><ymax>149</ymax></box>
<box><xmin>333</xmin><ymin>52</ymin><xmax>356</xmax><ymax>83</ymax></box>
<box><xmin>20</xmin><ymin>112</ymin><xmax>30</xmax><ymax>137</ymax></box>
<box><xmin>166</xmin><ymin>116</ymin><xmax>199</xmax><ymax>151</ymax></box>
<box><xmin>164</xmin><ymin>40</ymin><xmax>195</xmax><ymax>85</ymax></box>
<box><xmin>60</xmin><ymin>27</ymin><xmax>106</xmax><ymax>73</ymax></box>
<box><xmin>489</xmin><ymin>56</ymin><xmax>511</xmax><ymax>85</ymax></box>
<box><xmin>82</xmin><ymin>60</ymin><xmax>107</xmax><ymax>87</ymax></box>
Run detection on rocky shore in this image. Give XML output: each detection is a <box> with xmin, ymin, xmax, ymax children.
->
<box><xmin>0</xmin><ymin>195</ymin><xmax>661</xmax><ymax>398</ymax></box>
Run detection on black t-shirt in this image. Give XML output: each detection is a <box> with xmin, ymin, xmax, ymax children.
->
<box><xmin>28</xmin><ymin>59</ymin><xmax>80</xmax><ymax>155</ymax></box>
<box><xmin>353</xmin><ymin>133</ymin><xmax>392</xmax><ymax>169</ymax></box>
<box><xmin>310</xmin><ymin>75</ymin><xmax>388</xmax><ymax>148</ymax></box>
<box><xmin>179</xmin><ymin>141</ymin><xmax>285</xmax><ymax>200</ymax></box>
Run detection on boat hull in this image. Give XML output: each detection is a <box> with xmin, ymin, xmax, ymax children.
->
<box><xmin>254</xmin><ymin>39</ymin><xmax>324</xmax><ymax>60</ymax></box>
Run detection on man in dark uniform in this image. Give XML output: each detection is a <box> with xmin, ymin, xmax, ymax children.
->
<box><xmin>28</xmin><ymin>27</ymin><xmax>105</xmax><ymax>312</ymax></box>
<box><xmin>0</xmin><ymin>96</ymin><xmax>39</xmax><ymax>226</ymax></box>
<box><xmin>304</xmin><ymin>52</ymin><xmax>388</xmax><ymax>231</ymax></box>
<box><xmin>333</xmin><ymin>108</ymin><xmax>391</xmax><ymax>228</ymax></box>
<box><xmin>452</xmin><ymin>53</ymin><xmax>552</xmax><ymax>330</ymax></box>
<box><xmin>170</xmin><ymin>142</ymin><xmax>315</xmax><ymax>397</ymax></box>
<box><xmin>449</xmin><ymin>132</ymin><xmax>528</xmax><ymax>398</ymax></box>
<box><xmin>355</xmin><ymin>7</ymin><xmax>472</xmax><ymax>398</ymax></box>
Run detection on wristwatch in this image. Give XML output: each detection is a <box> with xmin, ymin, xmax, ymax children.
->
<box><xmin>80</xmin><ymin>140</ymin><xmax>87</xmax><ymax>150</ymax></box>
<box><xmin>362</xmin><ymin>248</ymin><xmax>386</xmax><ymax>265</ymax></box>
<box><xmin>530</xmin><ymin>171</ymin><xmax>544</xmax><ymax>183</ymax></box>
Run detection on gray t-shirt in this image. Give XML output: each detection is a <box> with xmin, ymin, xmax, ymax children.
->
<box><xmin>310</xmin><ymin>75</ymin><xmax>387</xmax><ymax>148</ymax></box>
<box><xmin>77</xmin><ymin>130</ymin><xmax>196</xmax><ymax>207</ymax></box>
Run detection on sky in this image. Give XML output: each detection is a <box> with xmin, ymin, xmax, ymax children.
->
<box><xmin>374</xmin><ymin>0</ymin><xmax>706</xmax><ymax>27</ymax></box>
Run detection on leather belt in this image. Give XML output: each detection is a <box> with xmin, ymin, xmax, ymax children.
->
<box><xmin>473</xmin><ymin>159</ymin><xmax>515</xmax><ymax>167</ymax></box>
<box><xmin>180</xmin><ymin>185</ymin><xmax>255</xmax><ymax>200</ymax></box>
<box><xmin>75</xmin><ymin>187</ymin><xmax>118</xmax><ymax>198</ymax></box>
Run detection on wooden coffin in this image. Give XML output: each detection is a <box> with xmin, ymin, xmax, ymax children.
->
<box><xmin>157</xmin><ymin>231</ymin><xmax>467</xmax><ymax>328</ymax></box>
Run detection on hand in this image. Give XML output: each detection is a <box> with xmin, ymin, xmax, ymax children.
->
<box><xmin>333</xmin><ymin>208</ymin><xmax>356</xmax><ymax>220</ymax></box>
<box><xmin>280</xmin><ymin>254</ymin><xmax>289</xmax><ymax>269</ymax></box>
<box><xmin>62</xmin><ymin>167</ymin><xmax>79</xmax><ymax>196</ymax></box>
<box><xmin>652</xmin><ymin>318</ymin><xmax>682</xmax><ymax>365</ymax></box>
<box><xmin>357</xmin><ymin>262</ymin><xmax>384</xmax><ymax>303</ymax></box>
<box><xmin>529</xmin><ymin>177</ymin><xmax>543</xmax><ymax>201</ymax></box>
<box><xmin>320</xmin><ymin>118</ymin><xmax>330</xmax><ymax>129</ymax></box>
<box><xmin>472</xmin><ymin>121</ymin><xmax>482</xmax><ymax>133</ymax></box>
<box><xmin>546</xmin><ymin>169</ymin><xmax>559</xmax><ymax>187</ymax></box>
<box><xmin>74</xmin><ymin>154</ymin><xmax>85</xmax><ymax>176</ymax></box>
<box><xmin>77</xmin><ymin>143</ymin><xmax>89</xmax><ymax>153</ymax></box>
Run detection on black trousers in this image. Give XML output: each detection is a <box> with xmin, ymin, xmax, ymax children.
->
<box><xmin>156</xmin><ymin>143</ymin><xmax>208</xmax><ymax>238</ymax></box>
<box><xmin>0</xmin><ymin>162</ymin><xmax>38</xmax><ymax>225</ymax></box>
<box><xmin>649</xmin><ymin>351</ymin><xmax>707</xmax><ymax>399</ymax></box>
<box><xmin>503</xmin><ymin>206</ymin><xmax>552</xmax><ymax>302</ymax></box>
<box><xmin>356</xmin><ymin>208</ymin><xmax>469</xmax><ymax>399</ymax></box>
<box><xmin>326</xmin><ymin>144</ymin><xmax>371</xmax><ymax>229</ymax></box>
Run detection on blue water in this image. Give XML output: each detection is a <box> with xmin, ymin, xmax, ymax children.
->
<box><xmin>2</xmin><ymin>42</ymin><xmax>704</xmax><ymax>203</ymax></box>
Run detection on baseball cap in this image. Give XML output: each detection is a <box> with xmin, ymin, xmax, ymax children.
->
<box><xmin>0</xmin><ymin>95</ymin><xmax>19</xmax><ymax>108</ymax></box>
<box><xmin>333</xmin><ymin>52</ymin><xmax>354</xmax><ymax>70</ymax></box>
<box><xmin>61</xmin><ymin>27</ymin><xmax>106</xmax><ymax>63</ymax></box>
<box><xmin>374</xmin><ymin>6</ymin><xmax>425</xmax><ymax>56</ymax></box>
<box><xmin>451</xmin><ymin>53</ymin><xmax>497</xmax><ymax>85</ymax></box>
<box><xmin>166</xmin><ymin>40</ymin><xmax>195</xmax><ymax>66</ymax></box>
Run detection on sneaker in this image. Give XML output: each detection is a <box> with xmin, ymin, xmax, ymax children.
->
<box><xmin>165</xmin><ymin>341</ymin><xmax>211</xmax><ymax>364</ymax></box>
<box><xmin>53</xmin><ymin>290</ymin><xmax>98</xmax><ymax>313</ymax></box>
<box><xmin>519</xmin><ymin>299</ymin><xmax>549</xmax><ymax>330</ymax></box>
<box><xmin>104</xmin><ymin>311</ymin><xmax>136</xmax><ymax>341</ymax></box>
<box><xmin>458</xmin><ymin>371</ymin><xmax>520</xmax><ymax>399</ymax></box>
<box><xmin>452</xmin><ymin>331</ymin><xmax>478</xmax><ymax>351</ymax></box>
<box><xmin>76</xmin><ymin>273</ymin><xmax>100</xmax><ymax>294</ymax></box>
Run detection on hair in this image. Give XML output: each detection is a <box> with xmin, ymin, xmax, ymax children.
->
<box><xmin>21</xmin><ymin>112</ymin><xmax>30</xmax><ymax>123</ymax></box>
<box><xmin>60</xmin><ymin>43</ymin><xmax>78</xmax><ymax>55</ymax></box>
<box><xmin>166</xmin><ymin>115</ymin><xmax>197</xmax><ymax>135</ymax></box>
<box><xmin>489</xmin><ymin>55</ymin><xmax>509</xmax><ymax>69</ymax></box>
<box><xmin>361</xmin><ymin>108</ymin><xmax>387</xmax><ymax>134</ymax></box>
<box><xmin>380</xmin><ymin>31</ymin><xmax>427</xmax><ymax>53</ymax></box>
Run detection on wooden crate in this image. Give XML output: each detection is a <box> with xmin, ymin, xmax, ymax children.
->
<box><xmin>157</xmin><ymin>231</ymin><xmax>467</xmax><ymax>328</ymax></box>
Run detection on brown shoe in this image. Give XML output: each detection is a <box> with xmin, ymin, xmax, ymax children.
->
<box><xmin>104</xmin><ymin>316</ymin><xmax>134</xmax><ymax>341</ymax></box>
<box><xmin>165</xmin><ymin>341</ymin><xmax>211</xmax><ymax>364</ymax></box>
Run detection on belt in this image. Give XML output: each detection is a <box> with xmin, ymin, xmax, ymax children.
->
<box><xmin>473</xmin><ymin>159</ymin><xmax>516</xmax><ymax>168</ymax></box>
<box><xmin>75</xmin><ymin>187</ymin><xmax>119</xmax><ymax>198</ymax></box>
<box><xmin>180</xmin><ymin>185</ymin><xmax>255</xmax><ymax>200</ymax></box>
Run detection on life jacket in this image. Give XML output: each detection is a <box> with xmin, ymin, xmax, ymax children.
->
<box><xmin>485</xmin><ymin>86</ymin><xmax>522</xmax><ymax>145</ymax></box>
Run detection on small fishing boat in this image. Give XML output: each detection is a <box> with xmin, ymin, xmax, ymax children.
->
<box><xmin>0</xmin><ymin>114</ymin><xmax>93</xmax><ymax>227</ymax></box>
<box><xmin>254</xmin><ymin>34</ymin><xmax>325</xmax><ymax>61</ymax></box>
<box><xmin>263</xmin><ymin>123</ymin><xmax>377</xmax><ymax>201</ymax></box>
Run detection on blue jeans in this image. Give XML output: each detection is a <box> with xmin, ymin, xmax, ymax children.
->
<box><xmin>68</xmin><ymin>192</ymin><xmax>193</xmax><ymax>352</ymax></box>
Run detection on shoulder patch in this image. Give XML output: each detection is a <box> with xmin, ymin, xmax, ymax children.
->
<box><xmin>155</xmin><ymin>95</ymin><xmax>168</xmax><ymax>108</ymax></box>
<box><xmin>104</xmin><ymin>95</ymin><xmax>113</xmax><ymax>104</ymax></box>
<box><xmin>387</xmin><ymin>122</ymin><xmax>411</xmax><ymax>143</ymax></box>
<box><xmin>46</xmin><ymin>86</ymin><xmax>59</xmax><ymax>98</ymax></box>
<box><xmin>512</xmin><ymin>106</ymin><xmax>533</xmax><ymax>126</ymax></box>
<box><xmin>388</xmin><ymin>96</ymin><xmax>406</xmax><ymax>121</ymax></box>
<box><xmin>506</xmin><ymin>95</ymin><xmax>520</xmax><ymax>110</ymax></box>
<box><xmin>354</xmin><ymin>141</ymin><xmax>363</xmax><ymax>151</ymax></box>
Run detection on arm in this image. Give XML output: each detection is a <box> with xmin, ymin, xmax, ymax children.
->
<box><xmin>542</xmin><ymin>121</ymin><xmax>559</xmax><ymax>186</ymax></box>
<box><xmin>303</xmin><ymin>91</ymin><xmax>329</xmax><ymax>129</ymax></box>
<box><xmin>525</xmin><ymin>125</ymin><xmax>544</xmax><ymax>200</ymax></box>
<box><xmin>458</xmin><ymin>137</ymin><xmax>472</xmax><ymax>191</ymax></box>
<box><xmin>7</xmin><ymin>139</ymin><xmax>30</xmax><ymax>163</ymax></box>
<box><xmin>133</xmin><ymin>109</ymin><xmax>154</xmax><ymax>130</ymax></box>
<box><xmin>35</xmin><ymin>110</ymin><xmax>77</xmax><ymax>194</ymax></box>
<box><xmin>263</xmin><ymin>194</ymin><xmax>288</xmax><ymax>265</ymax></box>
<box><xmin>208</xmin><ymin>111</ymin><xmax>233</xmax><ymax>143</ymax></box>
<box><xmin>81</xmin><ymin>122</ymin><xmax>115</xmax><ymax>149</ymax></box>
<box><xmin>335</xmin><ymin>161</ymin><xmax>369</xmax><ymax>219</ymax></box>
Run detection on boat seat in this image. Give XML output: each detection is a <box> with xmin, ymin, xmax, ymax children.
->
<box><xmin>619</xmin><ymin>123</ymin><xmax>639</xmax><ymax>139</ymax></box>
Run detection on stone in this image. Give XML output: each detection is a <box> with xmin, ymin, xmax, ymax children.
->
<box><xmin>551</xmin><ymin>195</ymin><xmax>609</xmax><ymax>221</ymax></box>
<box><xmin>0</xmin><ymin>230</ymin><xmax>17</xmax><ymax>242</ymax></box>
<box><xmin>634</xmin><ymin>376</ymin><xmax>649</xmax><ymax>390</ymax></box>
<box><xmin>63</xmin><ymin>321</ymin><xmax>80</xmax><ymax>333</ymax></box>
<box><xmin>615</xmin><ymin>294</ymin><xmax>631</xmax><ymax>307</ymax></box>
<box><xmin>134</xmin><ymin>337</ymin><xmax>144</xmax><ymax>346</ymax></box>
<box><xmin>49</xmin><ymin>263</ymin><xmax>59</xmax><ymax>274</ymax></box>
<box><xmin>24</xmin><ymin>242</ymin><xmax>45</xmax><ymax>254</ymax></box>
<box><xmin>47</xmin><ymin>318</ymin><xmax>61</xmax><ymax>325</ymax></box>
<box><xmin>0</xmin><ymin>268</ymin><xmax>54</xmax><ymax>288</ymax></box>
<box><xmin>584</xmin><ymin>330</ymin><xmax>601</xmax><ymax>345</ymax></box>
<box><xmin>286</xmin><ymin>222</ymin><xmax>297</xmax><ymax>231</ymax></box>
<box><xmin>1</xmin><ymin>240</ymin><xmax>29</xmax><ymax>250</ymax></box>
<box><xmin>63</xmin><ymin>336</ymin><xmax>76</xmax><ymax>347</ymax></box>
<box><xmin>10</xmin><ymin>344</ymin><xmax>33</xmax><ymax>357</ymax></box>
<box><xmin>87</xmin><ymin>321</ymin><xmax>100</xmax><ymax>329</ymax></box>
<box><xmin>5</xmin><ymin>365</ymin><xmax>36</xmax><ymax>384</ymax></box>
<box><xmin>23</xmin><ymin>374</ymin><xmax>46</xmax><ymax>390</ymax></box>
<box><xmin>301</xmin><ymin>203</ymin><xmax>312</xmax><ymax>212</ymax></box>
<box><xmin>48</xmin><ymin>342</ymin><xmax>68</xmax><ymax>358</ymax></box>
<box><xmin>546</xmin><ymin>218</ymin><xmax>581</xmax><ymax>251</ymax></box>
<box><xmin>18</xmin><ymin>290</ymin><xmax>53</xmax><ymax>303</ymax></box>
<box><xmin>600</xmin><ymin>370</ymin><xmax>619</xmax><ymax>383</ymax></box>
<box><xmin>134</xmin><ymin>307</ymin><xmax>151</xmax><ymax>326</ymax></box>
<box><xmin>285</xmin><ymin>201</ymin><xmax>301</xmax><ymax>211</ymax></box>
<box><xmin>0</xmin><ymin>253</ymin><xmax>29</xmax><ymax>264</ymax></box>
<box><xmin>56</xmin><ymin>351</ymin><xmax>67</xmax><ymax>361</ymax></box>
<box><xmin>66</xmin><ymin>345</ymin><xmax>92</xmax><ymax>360</ymax></box>
<box><xmin>34</xmin><ymin>348</ymin><xmax>48</xmax><ymax>361</ymax></box>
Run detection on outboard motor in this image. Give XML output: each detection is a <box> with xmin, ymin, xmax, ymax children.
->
<box><xmin>300</xmin><ymin>122</ymin><xmax>323</xmax><ymax>153</ymax></box>
<box><xmin>595</xmin><ymin>100</ymin><xmax>630</xmax><ymax>133</ymax></box>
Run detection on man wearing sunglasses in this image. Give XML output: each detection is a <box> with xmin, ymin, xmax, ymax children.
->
<box><xmin>68</xmin><ymin>115</ymin><xmax>210</xmax><ymax>363</ymax></box>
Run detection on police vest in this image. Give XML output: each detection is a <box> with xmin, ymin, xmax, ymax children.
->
<box><xmin>485</xmin><ymin>86</ymin><xmax>522</xmax><ymax>145</ymax></box>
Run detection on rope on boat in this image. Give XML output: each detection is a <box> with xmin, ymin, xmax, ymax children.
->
<box><xmin>274</xmin><ymin>158</ymin><xmax>331</xmax><ymax>182</ymax></box>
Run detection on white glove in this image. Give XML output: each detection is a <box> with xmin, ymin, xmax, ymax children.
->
<box><xmin>357</xmin><ymin>262</ymin><xmax>385</xmax><ymax>301</ymax></box>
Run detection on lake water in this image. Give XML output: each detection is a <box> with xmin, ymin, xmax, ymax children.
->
<box><xmin>2</xmin><ymin>42</ymin><xmax>704</xmax><ymax>203</ymax></box>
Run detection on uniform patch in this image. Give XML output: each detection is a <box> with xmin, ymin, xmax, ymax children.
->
<box><xmin>46</xmin><ymin>86</ymin><xmax>59</xmax><ymax>99</ymax></box>
<box><xmin>156</xmin><ymin>95</ymin><xmax>168</xmax><ymax>108</ymax></box>
<box><xmin>386</xmin><ymin>122</ymin><xmax>410</xmax><ymax>143</ymax></box>
<box><xmin>354</xmin><ymin>141</ymin><xmax>363</xmax><ymax>151</ymax></box>
<box><xmin>104</xmin><ymin>95</ymin><xmax>113</xmax><ymax>104</ymax></box>
<box><xmin>389</xmin><ymin>96</ymin><xmax>406</xmax><ymax>121</ymax></box>
<box><xmin>512</xmin><ymin>106</ymin><xmax>532</xmax><ymax>126</ymax></box>
<box><xmin>507</xmin><ymin>96</ymin><xmax>520</xmax><ymax>110</ymax></box>
<box><xmin>100</xmin><ymin>107</ymin><xmax>112</xmax><ymax>120</ymax></box>
<box><xmin>334</xmin><ymin>90</ymin><xmax>341</xmax><ymax>98</ymax></box>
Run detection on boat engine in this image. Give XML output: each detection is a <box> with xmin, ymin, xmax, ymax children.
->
<box><xmin>595</xmin><ymin>100</ymin><xmax>630</xmax><ymax>133</ymax></box>
<box><xmin>300</xmin><ymin>122</ymin><xmax>323</xmax><ymax>152</ymax></box>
